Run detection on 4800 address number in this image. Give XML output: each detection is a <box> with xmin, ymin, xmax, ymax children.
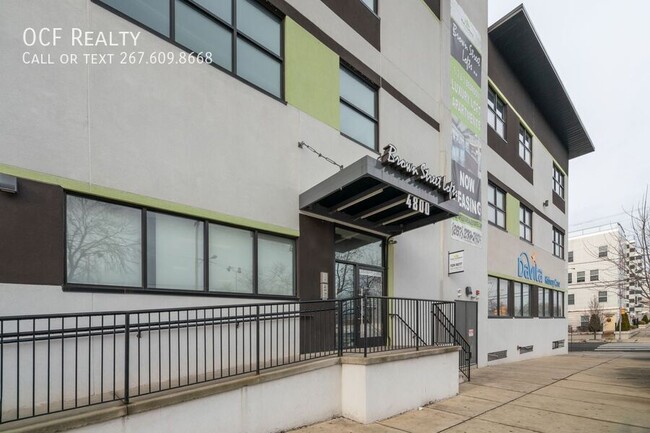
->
<box><xmin>405</xmin><ymin>194</ymin><xmax>431</xmax><ymax>216</ymax></box>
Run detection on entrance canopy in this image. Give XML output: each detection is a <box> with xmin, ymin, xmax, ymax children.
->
<box><xmin>300</xmin><ymin>156</ymin><xmax>459</xmax><ymax>236</ymax></box>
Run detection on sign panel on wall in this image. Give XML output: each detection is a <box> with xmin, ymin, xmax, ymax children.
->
<box><xmin>450</xmin><ymin>0</ymin><xmax>483</xmax><ymax>246</ymax></box>
<box><xmin>448</xmin><ymin>250</ymin><xmax>465</xmax><ymax>274</ymax></box>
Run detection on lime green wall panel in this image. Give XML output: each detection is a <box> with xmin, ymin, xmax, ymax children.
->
<box><xmin>285</xmin><ymin>18</ymin><xmax>340</xmax><ymax>130</ymax></box>
<box><xmin>0</xmin><ymin>164</ymin><xmax>299</xmax><ymax>237</ymax></box>
<box><xmin>506</xmin><ymin>194</ymin><xmax>520</xmax><ymax>235</ymax></box>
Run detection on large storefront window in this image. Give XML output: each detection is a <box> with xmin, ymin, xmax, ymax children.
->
<box><xmin>488</xmin><ymin>276</ymin><xmax>509</xmax><ymax>317</ymax></box>
<box><xmin>489</xmin><ymin>275</ymin><xmax>564</xmax><ymax>319</ymax></box>
<box><xmin>65</xmin><ymin>195</ymin><xmax>295</xmax><ymax>297</ymax></box>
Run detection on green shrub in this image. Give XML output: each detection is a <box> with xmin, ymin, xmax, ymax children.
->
<box><xmin>643</xmin><ymin>314</ymin><xmax>649</xmax><ymax>324</ymax></box>
<box><xmin>615</xmin><ymin>313</ymin><xmax>631</xmax><ymax>331</ymax></box>
<box><xmin>588</xmin><ymin>314</ymin><xmax>601</xmax><ymax>332</ymax></box>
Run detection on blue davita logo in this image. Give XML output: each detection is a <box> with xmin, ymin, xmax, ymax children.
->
<box><xmin>517</xmin><ymin>253</ymin><xmax>561</xmax><ymax>288</ymax></box>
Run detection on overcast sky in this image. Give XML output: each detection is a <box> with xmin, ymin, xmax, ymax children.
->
<box><xmin>487</xmin><ymin>0</ymin><xmax>650</xmax><ymax>234</ymax></box>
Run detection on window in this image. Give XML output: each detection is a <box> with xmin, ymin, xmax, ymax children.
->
<box><xmin>519</xmin><ymin>204</ymin><xmax>532</xmax><ymax>242</ymax></box>
<box><xmin>568</xmin><ymin>294</ymin><xmax>575</xmax><ymax>305</ymax></box>
<box><xmin>66</xmin><ymin>195</ymin><xmax>296</xmax><ymax>297</ymax></box>
<box><xmin>209</xmin><ymin>225</ymin><xmax>254</xmax><ymax>293</ymax></box>
<box><xmin>598</xmin><ymin>291</ymin><xmax>608</xmax><ymax>303</ymax></box>
<box><xmin>340</xmin><ymin>65</ymin><xmax>378</xmax><ymax>150</ymax></box>
<box><xmin>555</xmin><ymin>291</ymin><xmax>562</xmax><ymax>317</ymax></box>
<box><xmin>513</xmin><ymin>282</ymin><xmax>531</xmax><ymax>317</ymax></box>
<box><xmin>598</xmin><ymin>245</ymin><xmax>608</xmax><ymax>258</ymax></box>
<box><xmin>580</xmin><ymin>315</ymin><xmax>589</xmax><ymax>328</ymax></box>
<box><xmin>590</xmin><ymin>269</ymin><xmax>599</xmax><ymax>282</ymax></box>
<box><xmin>98</xmin><ymin>0</ymin><xmax>283</xmax><ymax>98</ymax></box>
<box><xmin>545</xmin><ymin>289</ymin><xmax>552</xmax><ymax>317</ymax></box>
<box><xmin>257</xmin><ymin>234</ymin><xmax>295</xmax><ymax>296</ymax></box>
<box><xmin>518</xmin><ymin>125</ymin><xmax>532</xmax><ymax>166</ymax></box>
<box><xmin>488</xmin><ymin>183</ymin><xmax>506</xmax><ymax>229</ymax></box>
<box><xmin>568</xmin><ymin>251</ymin><xmax>573</xmax><ymax>262</ymax></box>
<box><xmin>360</xmin><ymin>0</ymin><xmax>377</xmax><ymax>13</ymax></box>
<box><xmin>488</xmin><ymin>276</ymin><xmax>510</xmax><ymax>317</ymax></box>
<box><xmin>147</xmin><ymin>212</ymin><xmax>204</xmax><ymax>290</ymax></box>
<box><xmin>66</xmin><ymin>195</ymin><xmax>142</xmax><ymax>287</ymax></box>
<box><xmin>552</xmin><ymin>227</ymin><xmax>564</xmax><ymax>259</ymax></box>
<box><xmin>487</xmin><ymin>87</ymin><xmax>506</xmax><ymax>139</ymax></box>
<box><xmin>552</xmin><ymin>164</ymin><xmax>565</xmax><ymax>199</ymax></box>
<box><xmin>568</xmin><ymin>273</ymin><xmax>572</xmax><ymax>284</ymax></box>
<box><xmin>577</xmin><ymin>271</ymin><xmax>585</xmax><ymax>282</ymax></box>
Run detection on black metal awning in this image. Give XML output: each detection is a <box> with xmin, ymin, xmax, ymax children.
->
<box><xmin>299</xmin><ymin>156</ymin><xmax>459</xmax><ymax>236</ymax></box>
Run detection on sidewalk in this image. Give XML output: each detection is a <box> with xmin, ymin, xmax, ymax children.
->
<box><xmin>291</xmin><ymin>352</ymin><xmax>650</xmax><ymax>433</ymax></box>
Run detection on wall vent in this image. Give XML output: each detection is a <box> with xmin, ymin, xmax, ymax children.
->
<box><xmin>518</xmin><ymin>345</ymin><xmax>533</xmax><ymax>354</ymax></box>
<box><xmin>487</xmin><ymin>350</ymin><xmax>507</xmax><ymax>361</ymax></box>
<box><xmin>552</xmin><ymin>339</ymin><xmax>565</xmax><ymax>349</ymax></box>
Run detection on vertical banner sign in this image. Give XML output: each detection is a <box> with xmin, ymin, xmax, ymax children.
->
<box><xmin>450</xmin><ymin>0</ymin><xmax>483</xmax><ymax>246</ymax></box>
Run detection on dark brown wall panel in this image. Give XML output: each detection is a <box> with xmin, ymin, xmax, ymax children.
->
<box><xmin>297</xmin><ymin>214</ymin><xmax>334</xmax><ymax>300</ymax></box>
<box><xmin>488</xmin><ymin>38</ymin><xmax>569</xmax><ymax>174</ymax></box>
<box><xmin>0</xmin><ymin>178</ymin><xmax>64</xmax><ymax>285</ymax></box>
<box><xmin>320</xmin><ymin>0</ymin><xmax>380</xmax><ymax>50</ymax></box>
<box><xmin>297</xmin><ymin>214</ymin><xmax>336</xmax><ymax>353</ymax></box>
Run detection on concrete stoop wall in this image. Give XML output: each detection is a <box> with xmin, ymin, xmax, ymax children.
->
<box><xmin>47</xmin><ymin>348</ymin><xmax>458</xmax><ymax>433</ymax></box>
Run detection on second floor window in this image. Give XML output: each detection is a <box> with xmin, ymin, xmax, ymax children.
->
<box><xmin>598</xmin><ymin>245</ymin><xmax>608</xmax><ymax>258</ymax></box>
<box><xmin>577</xmin><ymin>271</ymin><xmax>585</xmax><ymax>282</ymax></box>
<box><xmin>568</xmin><ymin>294</ymin><xmax>575</xmax><ymax>305</ymax></box>
<box><xmin>598</xmin><ymin>291</ymin><xmax>608</xmax><ymax>303</ymax></box>
<box><xmin>518</xmin><ymin>125</ymin><xmax>532</xmax><ymax>166</ymax></box>
<box><xmin>519</xmin><ymin>204</ymin><xmax>532</xmax><ymax>242</ymax></box>
<box><xmin>340</xmin><ymin>65</ymin><xmax>378</xmax><ymax>150</ymax></box>
<box><xmin>488</xmin><ymin>183</ymin><xmax>506</xmax><ymax>229</ymax></box>
<box><xmin>488</xmin><ymin>87</ymin><xmax>506</xmax><ymax>139</ymax></box>
<box><xmin>552</xmin><ymin>164</ymin><xmax>565</xmax><ymax>198</ymax></box>
<box><xmin>553</xmin><ymin>227</ymin><xmax>564</xmax><ymax>259</ymax></box>
<box><xmin>568</xmin><ymin>272</ymin><xmax>572</xmax><ymax>284</ymax></box>
<box><xmin>98</xmin><ymin>0</ymin><xmax>283</xmax><ymax>98</ymax></box>
<box><xmin>568</xmin><ymin>251</ymin><xmax>574</xmax><ymax>262</ymax></box>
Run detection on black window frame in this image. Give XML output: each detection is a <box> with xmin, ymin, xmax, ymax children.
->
<box><xmin>519</xmin><ymin>204</ymin><xmax>532</xmax><ymax>242</ymax></box>
<box><xmin>92</xmin><ymin>0</ymin><xmax>285</xmax><ymax>101</ymax></box>
<box><xmin>518</xmin><ymin>124</ymin><xmax>532</xmax><ymax>166</ymax></box>
<box><xmin>487</xmin><ymin>86</ymin><xmax>506</xmax><ymax>140</ymax></box>
<box><xmin>552</xmin><ymin>164</ymin><xmax>565</xmax><ymax>199</ymax></box>
<box><xmin>577</xmin><ymin>271</ymin><xmax>585</xmax><ymax>283</ymax></box>
<box><xmin>488</xmin><ymin>276</ymin><xmax>510</xmax><ymax>318</ymax></box>
<box><xmin>513</xmin><ymin>282</ymin><xmax>532</xmax><ymax>318</ymax></box>
<box><xmin>339</xmin><ymin>63</ymin><xmax>379</xmax><ymax>151</ymax></box>
<box><xmin>552</xmin><ymin>226</ymin><xmax>564</xmax><ymax>259</ymax></box>
<box><xmin>487</xmin><ymin>182</ymin><xmax>506</xmax><ymax>229</ymax></box>
<box><xmin>63</xmin><ymin>193</ymin><xmax>297</xmax><ymax>299</ymax></box>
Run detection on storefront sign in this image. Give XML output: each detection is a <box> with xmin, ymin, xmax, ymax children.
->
<box><xmin>448</xmin><ymin>250</ymin><xmax>464</xmax><ymax>274</ymax></box>
<box><xmin>517</xmin><ymin>252</ymin><xmax>560</xmax><ymax>288</ymax></box>
<box><xmin>450</xmin><ymin>0</ymin><xmax>483</xmax><ymax>247</ymax></box>
<box><xmin>380</xmin><ymin>144</ymin><xmax>457</xmax><ymax>200</ymax></box>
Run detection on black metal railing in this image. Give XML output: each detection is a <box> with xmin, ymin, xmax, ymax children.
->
<box><xmin>0</xmin><ymin>296</ymin><xmax>468</xmax><ymax>424</ymax></box>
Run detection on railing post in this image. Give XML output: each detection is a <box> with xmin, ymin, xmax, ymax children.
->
<box><xmin>337</xmin><ymin>300</ymin><xmax>343</xmax><ymax>357</ymax></box>
<box><xmin>256</xmin><ymin>305</ymin><xmax>260</xmax><ymax>375</ymax></box>
<box><xmin>363</xmin><ymin>295</ymin><xmax>368</xmax><ymax>358</ymax></box>
<box><xmin>415</xmin><ymin>301</ymin><xmax>419</xmax><ymax>351</ymax></box>
<box><xmin>124</xmin><ymin>313</ymin><xmax>130</xmax><ymax>405</ymax></box>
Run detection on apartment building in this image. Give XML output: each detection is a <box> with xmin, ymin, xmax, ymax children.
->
<box><xmin>484</xmin><ymin>6</ymin><xmax>594</xmax><ymax>362</ymax></box>
<box><xmin>568</xmin><ymin>225</ymin><xmax>648</xmax><ymax>329</ymax></box>
<box><xmin>0</xmin><ymin>0</ymin><xmax>595</xmax><ymax>430</ymax></box>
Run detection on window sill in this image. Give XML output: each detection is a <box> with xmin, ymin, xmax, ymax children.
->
<box><xmin>488</xmin><ymin>316</ymin><xmax>513</xmax><ymax>319</ymax></box>
<box><xmin>488</xmin><ymin>222</ymin><xmax>507</xmax><ymax>232</ymax></box>
<box><xmin>519</xmin><ymin>237</ymin><xmax>533</xmax><ymax>245</ymax></box>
